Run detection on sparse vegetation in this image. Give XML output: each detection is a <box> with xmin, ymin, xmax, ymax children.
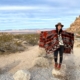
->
<box><xmin>0</xmin><ymin>33</ymin><xmax>40</xmax><ymax>55</ymax></box>
<box><xmin>13</xmin><ymin>33</ymin><xmax>39</xmax><ymax>45</ymax></box>
<box><xmin>78</xmin><ymin>31</ymin><xmax>80</xmax><ymax>34</ymax></box>
<box><xmin>76</xmin><ymin>31</ymin><xmax>80</xmax><ymax>38</ymax></box>
<box><xmin>23</xmin><ymin>34</ymin><xmax>39</xmax><ymax>45</ymax></box>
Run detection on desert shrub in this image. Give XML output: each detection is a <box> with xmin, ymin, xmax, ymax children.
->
<box><xmin>23</xmin><ymin>34</ymin><xmax>39</xmax><ymax>45</ymax></box>
<box><xmin>13</xmin><ymin>33</ymin><xmax>39</xmax><ymax>45</ymax></box>
<box><xmin>0</xmin><ymin>33</ymin><xmax>25</xmax><ymax>54</ymax></box>
<box><xmin>0</xmin><ymin>34</ymin><xmax>13</xmax><ymax>42</ymax></box>
<box><xmin>76</xmin><ymin>31</ymin><xmax>80</xmax><ymax>38</ymax></box>
<box><xmin>76</xmin><ymin>36</ymin><xmax>80</xmax><ymax>38</ymax></box>
<box><xmin>0</xmin><ymin>33</ymin><xmax>40</xmax><ymax>54</ymax></box>
<box><xmin>78</xmin><ymin>31</ymin><xmax>80</xmax><ymax>34</ymax></box>
<box><xmin>14</xmin><ymin>41</ymin><xmax>22</xmax><ymax>46</ymax></box>
<box><xmin>13</xmin><ymin>34</ymin><xmax>24</xmax><ymax>40</ymax></box>
<box><xmin>0</xmin><ymin>41</ymin><xmax>25</xmax><ymax>54</ymax></box>
<box><xmin>0</xmin><ymin>34</ymin><xmax>14</xmax><ymax>54</ymax></box>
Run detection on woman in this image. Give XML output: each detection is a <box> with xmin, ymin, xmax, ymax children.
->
<box><xmin>54</xmin><ymin>22</ymin><xmax>64</xmax><ymax>70</ymax></box>
<box><xmin>39</xmin><ymin>22</ymin><xmax>74</xmax><ymax>70</ymax></box>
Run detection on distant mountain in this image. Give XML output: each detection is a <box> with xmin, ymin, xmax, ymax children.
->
<box><xmin>0</xmin><ymin>28</ymin><xmax>55</xmax><ymax>34</ymax></box>
<box><xmin>67</xmin><ymin>15</ymin><xmax>80</xmax><ymax>33</ymax></box>
<box><xmin>0</xmin><ymin>28</ymin><xmax>67</xmax><ymax>34</ymax></box>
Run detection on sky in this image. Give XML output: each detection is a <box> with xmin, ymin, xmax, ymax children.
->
<box><xmin>0</xmin><ymin>0</ymin><xmax>80</xmax><ymax>30</ymax></box>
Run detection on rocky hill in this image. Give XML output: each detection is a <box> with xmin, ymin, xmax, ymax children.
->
<box><xmin>67</xmin><ymin>15</ymin><xmax>80</xmax><ymax>33</ymax></box>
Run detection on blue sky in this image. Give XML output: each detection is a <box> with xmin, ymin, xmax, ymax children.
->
<box><xmin>0</xmin><ymin>0</ymin><xmax>80</xmax><ymax>30</ymax></box>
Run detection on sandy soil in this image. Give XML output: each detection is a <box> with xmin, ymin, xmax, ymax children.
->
<box><xmin>0</xmin><ymin>46</ymin><xmax>40</xmax><ymax>74</ymax></box>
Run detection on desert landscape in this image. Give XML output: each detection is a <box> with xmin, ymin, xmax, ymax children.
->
<box><xmin>0</xmin><ymin>16</ymin><xmax>80</xmax><ymax>80</ymax></box>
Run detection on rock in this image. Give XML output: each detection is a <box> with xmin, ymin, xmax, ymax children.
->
<box><xmin>38</xmin><ymin>47</ymin><xmax>54</xmax><ymax>59</ymax></box>
<box><xmin>52</xmin><ymin>69</ymin><xmax>62</xmax><ymax>76</ymax></box>
<box><xmin>32</xmin><ymin>57</ymin><xmax>49</xmax><ymax>67</ymax></box>
<box><xmin>52</xmin><ymin>64</ymin><xmax>66</xmax><ymax>77</ymax></box>
<box><xmin>0</xmin><ymin>73</ymin><xmax>13</xmax><ymax>80</ymax></box>
<box><xmin>13</xmin><ymin>70</ymin><xmax>31</xmax><ymax>80</ymax></box>
<box><xmin>38</xmin><ymin>47</ymin><xmax>47</xmax><ymax>57</ymax></box>
<box><xmin>67</xmin><ymin>15</ymin><xmax>80</xmax><ymax>33</ymax></box>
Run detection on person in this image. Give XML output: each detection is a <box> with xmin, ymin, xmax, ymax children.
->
<box><xmin>54</xmin><ymin>22</ymin><xmax>64</xmax><ymax>70</ymax></box>
<box><xmin>39</xmin><ymin>22</ymin><xmax>74</xmax><ymax>70</ymax></box>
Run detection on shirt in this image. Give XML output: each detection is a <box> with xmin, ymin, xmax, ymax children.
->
<box><xmin>58</xmin><ymin>34</ymin><xmax>64</xmax><ymax>45</ymax></box>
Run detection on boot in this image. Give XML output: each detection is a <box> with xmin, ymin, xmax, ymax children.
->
<box><xmin>54</xmin><ymin>63</ymin><xmax>58</xmax><ymax>69</ymax></box>
<box><xmin>57</xmin><ymin>63</ymin><xmax>61</xmax><ymax>70</ymax></box>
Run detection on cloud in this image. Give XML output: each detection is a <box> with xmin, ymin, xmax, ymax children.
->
<box><xmin>0</xmin><ymin>5</ymin><xmax>68</xmax><ymax>11</ymax></box>
<box><xmin>0</xmin><ymin>6</ymin><xmax>38</xmax><ymax>10</ymax></box>
<box><xmin>46</xmin><ymin>0</ymin><xmax>80</xmax><ymax>7</ymax></box>
<box><xmin>0</xmin><ymin>0</ymin><xmax>80</xmax><ymax>30</ymax></box>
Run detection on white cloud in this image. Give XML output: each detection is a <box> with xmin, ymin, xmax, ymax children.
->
<box><xmin>0</xmin><ymin>6</ymin><xmax>38</xmax><ymax>10</ymax></box>
<box><xmin>0</xmin><ymin>5</ymin><xmax>68</xmax><ymax>11</ymax></box>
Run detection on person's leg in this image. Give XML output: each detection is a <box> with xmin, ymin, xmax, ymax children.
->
<box><xmin>53</xmin><ymin>48</ymin><xmax>59</xmax><ymax>69</ymax></box>
<box><xmin>58</xmin><ymin>45</ymin><xmax>64</xmax><ymax>70</ymax></box>
<box><xmin>59</xmin><ymin>45</ymin><xmax>64</xmax><ymax>63</ymax></box>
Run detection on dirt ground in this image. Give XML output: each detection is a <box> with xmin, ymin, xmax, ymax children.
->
<box><xmin>0</xmin><ymin>41</ymin><xmax>80</xmax><ymax>80</ymax></box>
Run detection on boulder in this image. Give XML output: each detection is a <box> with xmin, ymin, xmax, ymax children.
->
<box><xmin>67</xmin><ymin>15</ymin><xmax>80</xmax><ymax>33</ymax></box>
<box><xmin>13</xmin><ymin>70</ymin><xmax>31</xmax><ymax>80</ymax></box>
<box><xmin>52</xmin><ymin>64</ymin><xmax>66</xmax><ymax>77</ymax></box>
<box><xmin>38</xmin><ymin>47</ymin><xmax>47</xmax><ymax>57</ymax></box>
<box><xmin>32</xmin><ymin>57</ymin><xmax>49</xmax><ymax>67</ymax></box>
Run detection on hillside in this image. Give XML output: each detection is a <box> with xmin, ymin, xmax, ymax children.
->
<box><xmin>67</xmin><ymin>15</ymin><xmax>80</xmax><ymax>33</ymax></box>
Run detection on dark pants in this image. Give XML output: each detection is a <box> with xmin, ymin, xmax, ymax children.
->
<box><xmin>53</xmin><ymin>45</ymin><xmax>64</xmax><ymax>64</ymax></box>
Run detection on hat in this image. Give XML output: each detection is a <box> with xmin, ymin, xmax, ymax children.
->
<box><xmin>55</xmin><ymin>22</ymin><xmax>64</xmax><ymax>27</ymax></box>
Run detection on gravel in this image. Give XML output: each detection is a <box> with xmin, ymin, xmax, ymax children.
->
<box><xmin>0</xmin><ymin>73</ymin><xmax>13</xmax><ymax>80</ymax></box>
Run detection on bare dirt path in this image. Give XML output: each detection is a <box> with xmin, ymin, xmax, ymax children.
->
<box><xmin>0</xmin><ymin>45</ymin><xmax>40</xmax><ymax>74</ymax></box>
